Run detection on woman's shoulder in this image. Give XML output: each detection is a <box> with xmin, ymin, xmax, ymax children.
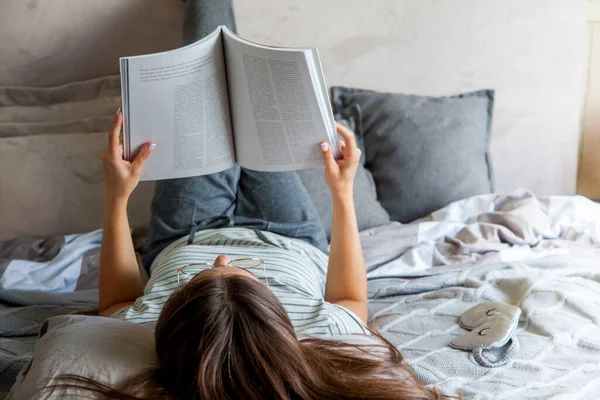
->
<box><xmin>285</xmin><ymin>300</ymin><xmax>369</xmax><ymax>337</ymax></box>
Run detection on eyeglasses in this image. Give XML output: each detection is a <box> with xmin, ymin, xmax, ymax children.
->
<box><xmin>176</xmin><ymin>258</ymin><xmax>265</xmax><ymax>286</ymax></box>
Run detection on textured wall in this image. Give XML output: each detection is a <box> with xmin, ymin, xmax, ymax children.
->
<box><xmin>236</xmin><ymin>0</ymin><xmax>586</xmax><ymax>195</ymax></box>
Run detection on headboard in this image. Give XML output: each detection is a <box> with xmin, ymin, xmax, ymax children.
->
<box><xmin>578</xmin><ymin>0</ymin><xmax>600</xmax><ymax>199</ymax></box>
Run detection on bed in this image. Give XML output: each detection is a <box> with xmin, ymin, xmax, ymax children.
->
<box><xmin>2</xmin><ymin>189</ymin><xmax>600</xmax><ymax>399</ymax></box>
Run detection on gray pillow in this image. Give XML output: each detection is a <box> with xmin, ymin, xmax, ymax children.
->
<box><xmin>8</xmin><ymin>315</ymin><xmax>156</xmax><ymax>400</ymax></box>
<box><xmin>331</xmin><ymin>87</ymin><xmax>494</xmax><ymax>223</ymax></box>
<box><xmin>296</xmin><ymin>118</ymin><xmax>390</xmax><ymax>239</ymax></box>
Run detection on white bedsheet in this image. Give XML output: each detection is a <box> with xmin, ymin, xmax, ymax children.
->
<box><xmin>363</xmin><ymin>188</ymin><xmax>600</xmax><ymax>399</ymax></box>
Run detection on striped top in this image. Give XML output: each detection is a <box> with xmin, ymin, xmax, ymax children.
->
<box><xmin>112</xmin><ymin>228</ymin><xmax>368</xmax><ymax>336</ymax></box>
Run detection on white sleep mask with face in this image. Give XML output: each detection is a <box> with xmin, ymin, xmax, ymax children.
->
<box><xmin>450</xmin><ymin>302</ymin><xmax>521</xmax><ymax>367</ymax></box>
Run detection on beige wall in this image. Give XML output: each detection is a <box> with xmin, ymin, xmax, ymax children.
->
<box><xmin>237</xmin><ymin>0</ymin><xmax>586</xmax><ymax>195</ymax></box>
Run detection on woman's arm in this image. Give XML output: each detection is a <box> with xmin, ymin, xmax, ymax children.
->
<box><xmin>98</xmin><ymin>197</ymin><xmax>142</xmax><ymax>316</ymax></box>
<box><xmin>98</xmin><ymin>111</ymin><xmax>154</xmax><ymax>316</ymax></box>
<box><xmin>320</xmin><ymin>124</ymin><xmax>368</xmax><ymax>323</ymax></box>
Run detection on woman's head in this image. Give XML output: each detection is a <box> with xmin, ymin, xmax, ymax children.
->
<box><xmin>154</xmin><ymin>266</ymin><xmax>305</xmax><ymax>398</ymax></box>
<box><xmin>150</xmin><ymin>266</ymin><xmax>448</xmax><ymax>400</ymax></box>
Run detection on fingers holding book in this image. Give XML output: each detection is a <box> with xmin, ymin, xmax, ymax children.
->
<box><xmin>102</xmin><ymin>110</ymin><xmax>155</xmax><ymax>202</ymax></box>
<box><xmin>107</xmin><ymin>109</ymin><xmax>124</xmax><ymax>160</ymax></box>
<box><xmin>320</xmin><ymin>122</ymin><xmax>361</xmax><ymax>199</ymax></box>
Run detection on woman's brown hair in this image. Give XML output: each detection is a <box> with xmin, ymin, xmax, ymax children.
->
<box><xmin>49</xmin><ymin>270</ymin><xmax>454</xmax><ymax>399</ymax></box>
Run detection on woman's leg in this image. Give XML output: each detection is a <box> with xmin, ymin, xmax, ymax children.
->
<box><xmin>183</xmin><ymin>0</ymin><xmax>237</xmax><ymax>42</ymax></box>
<box><xmin>234</xmin><ymin>169</ymin><xmax>329</xmax><ymax>254</ymax></box>
<box><xmin>141</xmin><ymin>167</ymin><xmax>241</xmax><ymax>270</ymax></box>
<box><xmin>141</xmin><ymin>0</ymin><xmax>239</xmax><ymax>270</ymax></box>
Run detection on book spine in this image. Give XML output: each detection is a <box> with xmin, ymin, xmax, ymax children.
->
<box><xmin>121</xmin><ymin>59</ymin><xmax>131</xmax><ymax>160</ymax></box>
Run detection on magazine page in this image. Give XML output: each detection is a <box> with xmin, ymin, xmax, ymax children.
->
<box><xmin>222</xmin><ymin>27</ymin><xmax>339</xmax><ymax>172</ymax></box>
<box><xmin>121</xmin><ymin>27</ymin><xmax>235</xmax><ymax>181</ymax></box>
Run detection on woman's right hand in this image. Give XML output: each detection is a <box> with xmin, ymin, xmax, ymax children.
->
<box><xmin>102</xmin><ymin>111</ymin><xmax>154</xmax><ymax>203</ymax></box>
<box><xmin>320</xmin><ymin>122</ymin><xmax>361</xmax><ymax>199</ymax></box>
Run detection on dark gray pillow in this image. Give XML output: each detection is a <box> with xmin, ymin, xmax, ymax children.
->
<box><xmin>297</xmin><ymin>118</ymin><xmax>390</xmax><ymax>239</ymax></box>
<box><xmin>331</xmin><ymin>87</ymin><xmax>494</xmax><ymax>223</ymax></box>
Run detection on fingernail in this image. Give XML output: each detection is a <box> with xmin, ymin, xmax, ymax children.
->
<box><xmin>147</xmin><ymin>143</ymin><xmax>156</xmax><ymax>151</ymax></box>
<box><xmin>320</xmin><ymin>142</ymin><xmax>329</xmax><ymax>152</ymax></box>
<box><xmin>115</xmin><ymin>107</ymin><xmax>121</xmax><ymax>116</ymax></box>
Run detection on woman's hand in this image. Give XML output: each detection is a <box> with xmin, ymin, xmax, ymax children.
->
<box><xmin>102</xmin><ymin>111</ymin><xmax>155</xmax><ymax>202</ymax></box>
<box><xmin>320</xmin><ymin>122</ymin><xmax>361</xmax><ymax>199</ymax></box>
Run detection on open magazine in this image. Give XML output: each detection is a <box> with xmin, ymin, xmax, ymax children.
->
<box><xmin>120</xmin><ymin>25</ymin><xmax>341</xmax><ymax>181</ymax></box>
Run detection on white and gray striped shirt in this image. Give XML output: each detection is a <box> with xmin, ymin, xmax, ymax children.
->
<box><xmin>112</xmin><ymin>227</ymin><xmax>368</xmax><ymax>336</ymax></box>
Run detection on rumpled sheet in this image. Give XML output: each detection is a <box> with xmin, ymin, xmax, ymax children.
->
<box><xmin>364</xmin><ymin>188</ymin><xmax>600</xmax><ymax>399</ymax></box>
<box><xmin>0</xmin><ymin>231</ymin><xmax>101</xmax><ymax>398</ymax></box>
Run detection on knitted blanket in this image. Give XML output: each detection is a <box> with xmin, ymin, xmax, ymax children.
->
<box><xmin>364</xmin><ymin>189</ymin><xmax>600</xmax><ymax>399</ymax></box>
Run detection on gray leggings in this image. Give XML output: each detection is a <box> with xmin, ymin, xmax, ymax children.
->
<box><xmin>140</xmin><ymin>0</ymin><xmax>328</xmax><ymax>270</ymax></box>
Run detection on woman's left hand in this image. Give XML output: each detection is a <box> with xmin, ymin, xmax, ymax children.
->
<box><xmin>320</xmin><ymin>122</ymin><xmax>361</xmax><ymax>199</ymax></box>
<box><xmin>102</xmin><ymin>111</ymin><xmax>155</xmax><ymax>202</ymax></box>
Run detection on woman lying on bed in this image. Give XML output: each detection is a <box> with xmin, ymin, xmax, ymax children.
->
<box><xmin>53</xmin><ymin>113</ymin><xmax>452</xmax><ymax>399</ymax></box>
<box><xmin>54</xmin><ymin>112</ymin><xmax>448</xmax><ymax>400</ymax></box>
<box><xmin>52</xmin><ymin>1</ymin><xmax>450</xmax><ymax>399</ymax></box>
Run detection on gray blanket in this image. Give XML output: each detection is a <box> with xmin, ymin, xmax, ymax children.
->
<box><xmin>0</xmin><ymin>234</ymin><xmax>100</xmax><ymax>398</ymax></box>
